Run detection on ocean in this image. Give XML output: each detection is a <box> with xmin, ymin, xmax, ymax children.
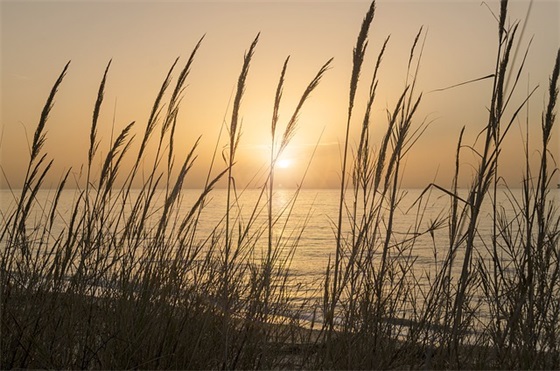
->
<box><xmin>2</xmin><ymin>186</ymin><xmax>559</xmax><ymax>322</ymax></box>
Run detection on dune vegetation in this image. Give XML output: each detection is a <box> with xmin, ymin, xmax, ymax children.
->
<box><xmin>2</xmin><ymin>0</ymin><xmax>559</xmax><ymax>369</ymax></box>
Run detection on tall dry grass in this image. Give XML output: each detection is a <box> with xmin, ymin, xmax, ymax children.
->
<box><xmin>317</xmin><ymin>0</ymin><xmax>559</xmax><ymax>369</ymax></box>
<box><xmin>1</xmin><ymin>0</ymin><xmax>559</xmax><ymax>369</ymax></box>
<box><xmin>0</xmin><ymin>33</ymin><xmax>328</xmax><ymax>369</ymax></box>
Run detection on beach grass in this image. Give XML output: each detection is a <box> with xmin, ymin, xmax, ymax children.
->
<box><xmin>1</xmin><ymin>0</ymin><xmax>559</xmax><ymax>369</ymax></box>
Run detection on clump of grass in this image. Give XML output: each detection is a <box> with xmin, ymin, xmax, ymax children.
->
<box><xmin>321</xmin><ymin>20</ymin><xmax>434</xmax><ymax>369</ymax></box>
<box><xmin>0</xmin><ymin>32</ymin><xmax>327</xmax><ymax>369</ymax></box>
<box><xmin>318</xmin><ymin>0</ymin><xmax>559</xmax><ymax>369</ymax></box>
<box><xmin>474</xmin><ymin>48</ymin><xmax>560</xmax><ymax>369</ymax></box>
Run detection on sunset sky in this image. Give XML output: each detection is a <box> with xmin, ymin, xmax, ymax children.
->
<box><xmin>1</xmin><ymin>0</ymin><xmax>558</xmax><ymax>189</ymax></box>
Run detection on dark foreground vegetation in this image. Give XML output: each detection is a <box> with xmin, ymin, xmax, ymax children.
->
<box><xmin>2</xmin><ymin>1</ymin><xmax>559</xmax><ymax>369</ymax></box>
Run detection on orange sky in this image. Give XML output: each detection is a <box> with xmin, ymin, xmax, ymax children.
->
<box><xmin>1</xmin><ymin>0</ymin><xmax>559</xmax><ymax>189</ymax></box>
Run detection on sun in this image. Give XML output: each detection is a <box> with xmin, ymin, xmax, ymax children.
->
<box><xmin>277</xmin><ymin>158</ymin><xmax>292</xmax><ymax>169</ymax></box>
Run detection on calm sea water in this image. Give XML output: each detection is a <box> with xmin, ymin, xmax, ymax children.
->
<box><xmin>2</xmin><ymin>187</ymin><xmax>559</xmax><ymax>305</ymax></box>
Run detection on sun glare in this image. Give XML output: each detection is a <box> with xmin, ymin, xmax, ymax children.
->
<box><xmin>277</xmin><ymin>158</ymin><xmax>292</xmax><ymax>169</ymax></box>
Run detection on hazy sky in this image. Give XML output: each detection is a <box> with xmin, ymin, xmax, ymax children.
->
<box><xmin>1</xmin><ymin>0</ymin><xmax>559</xmax><ymax>189</ymax></box>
